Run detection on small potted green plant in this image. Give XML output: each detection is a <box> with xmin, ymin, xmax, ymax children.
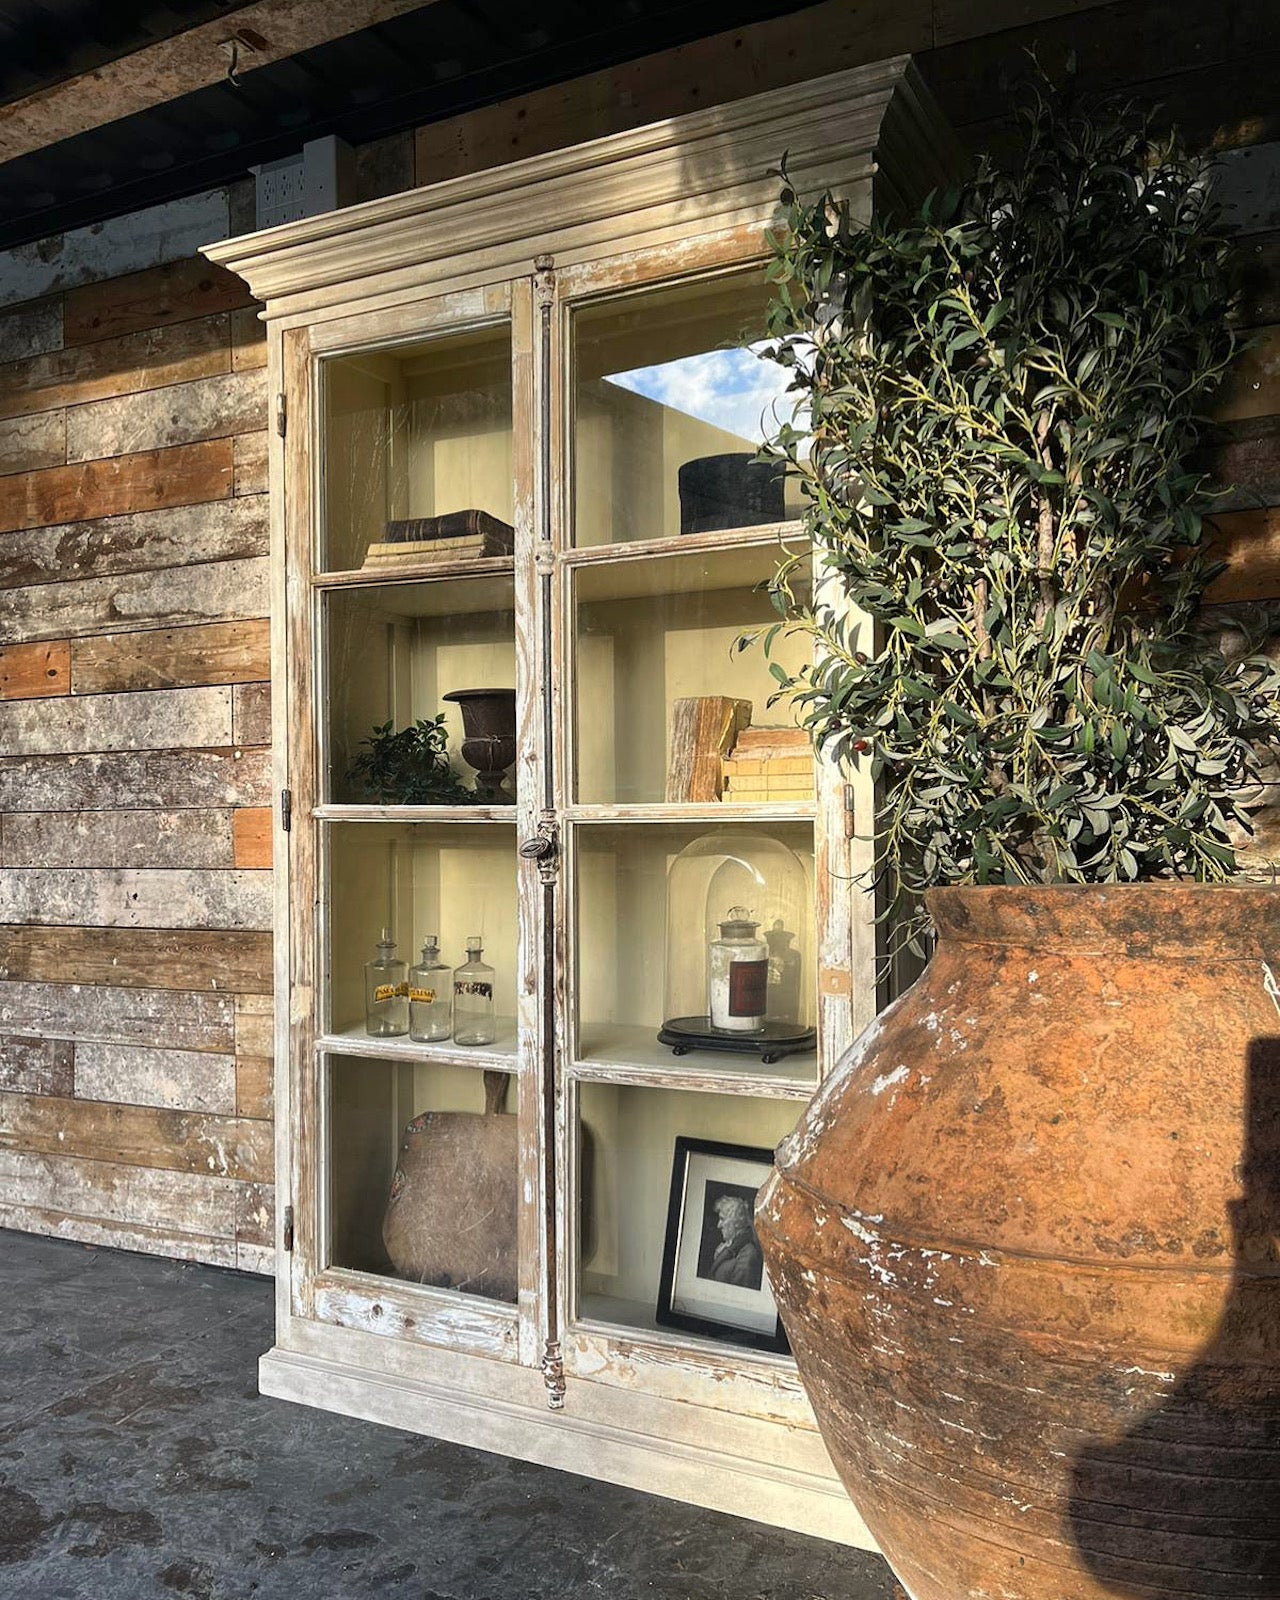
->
<box><xmin>347</xmin><ymin>713</ymin><xmax>476</xmax><ymax>805</ymax></box>
<box><xmin>752</xmin><ymin>73</ymin><xmax>1280</xmax><ymax>1600</ymax></box>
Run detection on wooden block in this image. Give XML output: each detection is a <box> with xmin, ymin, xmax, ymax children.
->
<box><xmin>0</xmin><ymin>439</ymin><xmax>233</xmax><ymax>535</ymax></box>
<box><xmin>0</xmin><ymin>496</ymin><xmax>267</xmax><ymax>590</ymax></box>
<box><xmin>66</xmin><ymin>369</ymin><xmax>267</xmax><ymax>464</ymax></box>
<box><xmin>666</xmin><ymin>696</ymin><xmax>753</xmax><ymax>802</ymax></box>
<box><xmin>0</xmin><ymin>684</ymin><xmax>231</xmax><ymax>757</ymax></box>
<box><xmin>0</xmin><ymin>809</ymin><xmax>234</xmax><ymax>870</ymax></box>
<box><xmin>1217</xmin><ymin>325</ymin><xmax>1280</xmax><ymax>422</ymax></box>
<box><xmin>63</xmin><ymin>257</ymin><xmax>253</xmax><ymax>345</ymax></box>
<box><xmin>0</xmin><ymin>1093</ymin><xmax>273</xmax><ymax>1183</ymax></box>
<box><xmin>236</xmin><ymin>1054</ymin><xmax>274</xmax><ymax>1121</ymax></box>
<box><xmin>0</xmin><ymin>313</ymin><xmax>230</xmax><ymax>422</ymax></box>
<box><xmin>0</xmin><ymin>410</ymin><xmax>65</xmax><ymax>474</ymax></box>
<box><xmin>72</xmin><ymin>618</ymin><xmax>271</xmax><ymax>695</ymax></box>
<box><xmin>733</xmin><ymin>725</ymin><xmax>809</xmax><ymax>753</ymax></box>
<box><xmin>233</xmin><ymin>431</ymin><xmax>268</xmax><ymax>495</ymax></box>
<box><xmin>0</xmin><ymin>747</ymin><xmax>271</xmax><ymax>812</ymax></box>
<box><xmin>0</xmin><ymin>979</ymin><xmax>234</xmax><ymax>1052</ymax></box>
<box><xmin>0</xmin><ymin>555</ymin><xmax>267</xmax><ymax>645</ymax></box>
<box><xmin>0</xmin><ymin>297</ymin><xmax>62</xmax><ymax>364</ymax></box>
<box><xmin>75</xmin><ymin>1042</ymin><xmax>236</xmax><ymax>1116</ymax></box>
<box><xmin>0</xmin><ymin>925</ymin><xmax>271</xmax><ymax>994</ymax></box>
<box><xmin>0</xmin><ymin>867</ymin><xmax>271</xmax><ymax>932</ymax></box>
<box><xmin>233</xmin><ymin>808</ymin><xmax>272</xmax><ymax>869</ymax></box>
<box><xmin>0</xmin><ymin>1035</ymin><xmax>74</xmax><ymax>1097</ymax></box>
<box><xmin>231</xmin><ymin>307</ymin><xmax>268</xmax><ymax>371</ymax></box>
<box><xmin>1205</xmin><ymin>506</ymin><xmax>1280</xmax><ymax>602</ymax></box>
<box><xmin>232</xmin><ymin>681</ymin><xmax>271</xmax><ymax>747</ymax></box>
<box><xmin>0</xmin><ymin>640</ymin><xmax>70</xmax><ymax>701</ymax></box>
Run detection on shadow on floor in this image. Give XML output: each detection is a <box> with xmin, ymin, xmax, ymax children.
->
<box><xmin>0</xmin><ymin>1229</ymin><xmax>904</xmax><ymax>1600</ymax></box>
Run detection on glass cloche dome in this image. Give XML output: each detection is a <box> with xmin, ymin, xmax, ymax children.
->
<box><xmin>659</xmin><ymin>830</ymin><xmax>815</xmax><ymax>1064</ymax></box>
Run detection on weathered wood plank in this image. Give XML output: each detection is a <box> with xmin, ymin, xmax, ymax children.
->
<box><xmin>1205</xmin><ymin>506</ymin><xmax>1280</xmax><ymax>602</ymax></box>
<box><xmin>71</xmin><ymin>617</ymin><xmax>271</xmax><ymax>695</ymax></box>
<box><xmin>0</xmin><ymin>297</ymin><xmax>61</xmax><ymax>364</ymax></box>
<box><xmin>0</xmin><ymin>409</ymin><xmax>65</xmax><ymax>474</ymax></box>
<box><xmin>235</xmin><ymin>1053</ymin><xmax>273</xmax><ymax>1120</ymax></box>
<box><xmin>0</xmin><ymin>1148</ymin><xmax>248</xmax><ymax>1258</ymax></box>
<box><xmin>1235</xmin><ymin>233</ymin><xmax>1280</xmax><ymax>331</ymax></box>
<box><xmin>0</xmin><ymin>640</ymin><xmax>70</xmax><ymax>701</ymax></box>
<box><xmin>1207</xmin><ymin>415</ymin><xmax>1280</xmax><ymax>511</ymax></box>
<box><xmin>235</xmin><ymin>993</ymin><xmax>273</xmax><ymax>1060</ymax></box>
<box><xmin>63</xmin><ymin>257</ymin><xmax>252</xmax><ymax>345</ymax></box>
<box><xmin>0</xmin><ymin>925</ymin><xmax>271</xmax><ymax>993</ymax></box>
<box><xmin>0</xmin><ymin>809</ymin><xmax>234</xmax><ymax>869</ymax></box>
<box><xmin>0</xmin><ymin>439</ymin><xmax>232</xmax><ymax>535</ymax></box>
<box><xmin>0</xmin><ymin>495</ymin><xmax>267</xmax><ymax>590</ymax></box>
<box><xmin>0</xmin><ymin>980</ymin><xmax>233</xmax><ymax>1051</ymax></box>
<box><xmin>0</xmin><ymin>554</ymin><xmax>266</xmax><ymax>644</ymax></box>
<box><xmin>66</xmin><ymin>369</ymin><xmax>267</xmax><ymax>464</ymax></box>
<box><xmin>75</xmin><ymin>1041</ymin><xmax>237</xmax><ymax>1116</ymax></box>
<box><xmin>0</xmin><ymin>685</ymin><xmax>231</xmax><ymax>757</ymax></box>
<box><xmin>0</xmin><ymin>867</ymin><xmax>272</xmax><ymax>931</ymax></box>
<box><xmin>0</xmin><ymin>191</ymin><xmax>229</xmax><ymax>310</ymax></box>
<box><xmin>0</xmin><ymin>313</ymin><xmax>230</xmax><ymax>422</ymax></box>
<box><xmin>232</xmin><ymin>807</ymin><xmax>272</xmax><ymax>869</ymax></box>
<box><xmin>232</xmin><ymin>681</ymin><xmax>271</xmax><ymax>747</ymax></box>
<box><xmin>0</xmin><ymin>746</ymin><xmax>271</xmax><ymax>812</ymax></box>
<box><xmin>413</xmin><ymin>0</ymin><xmax>932</xmax><ymax>181</ymax></box>
<box><xmin>236</xmin><ymin>1182</ymin><xmax>275</xmax><ymax>1253</ymax></box>
<box><xmin>932</xmin><ymin>0</ymin><xmax>1114</xmax><ymax>47</ymax></box>
<box><xmin>1218</xmin><ymin>325</ymin><xmax>1280</xmax><ymax>423</ymax></box>
<box><xmin>0</xmin><ymin>1092</ymin><xmax>272</xmax><ymax>1182</ymax></box>
<box><xmin>231</xmin><ymin>307</ymin><xmax>267</xmax><ymax>371</ymax></box>
<box><xmin>0</xmin><ymin>1035</ymin><xmax>74</xmax><ymax>1096</ymax></box>
<box><xmin>233</xmin><ymin>431</ymin><xmax>268</xmax><ymax>496</ymax></box>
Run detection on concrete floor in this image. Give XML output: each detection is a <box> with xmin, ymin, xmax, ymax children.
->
<box><xmin>0</xmin><ymin>1229</ymin><xmax>904</xmax><ymax>1600</ymax></box>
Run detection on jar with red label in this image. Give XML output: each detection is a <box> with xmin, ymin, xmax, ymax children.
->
<box><xmin>708</xmin><ymin>907</ymin><xmax>768</xmax><ymax>1032</ymax></box>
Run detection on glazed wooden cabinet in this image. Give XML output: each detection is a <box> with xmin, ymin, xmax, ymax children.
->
<box><xmin>205</xmin><ymin>57</ymin><xmax>950</xmax><ymax>1545</ymax></box>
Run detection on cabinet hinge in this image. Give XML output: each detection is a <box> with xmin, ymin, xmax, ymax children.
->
<box><xmin>844</xmin><ymin>782</ymin><xmax>856</xmax><ymax>839</ymax></box>
<box><xmin>282</xmin><ymin>1205</ymin><xmax>295</xmax><ymax>1252</ymax></box>
<box><xmin>280</xmin><ymin>788</ymin><xmax>292</xmax><ymax>833</ymax></box>
<box><xmin>275</xmin><ymin>391</ymin><xmax>287</xmax><ymax>438</ymax></box>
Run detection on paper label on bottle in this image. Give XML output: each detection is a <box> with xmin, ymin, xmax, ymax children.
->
<box><xmin>408</xmin><ymin>987</ymin><xmax>437</xmax><ymax>1004</ymax></box>
<box><xmin>455</xmin><ymin>980</ymin><xmax>493</xmax><ymax>999</ymax></box>
<box><xmin>374</xmin><ymin>982</ymin><xmax>408</xmax><ymax>1002</ymax></box>
<box><xmin>728</xmin><ymin>959</ymin><xmax>768</xmax><ymax>1018</ymax></box>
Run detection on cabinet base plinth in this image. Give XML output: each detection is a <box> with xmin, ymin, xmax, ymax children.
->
<box><xmin>258</xmin><ymin>1343</ymin><xmax>875</xmax><ymax>1550</ymax></box>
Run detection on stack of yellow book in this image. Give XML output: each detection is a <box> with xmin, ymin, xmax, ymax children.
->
<box><xmin>721</xmin><ymin>726</ymin><xmax>814</xmax><ymax>801</ymax></box>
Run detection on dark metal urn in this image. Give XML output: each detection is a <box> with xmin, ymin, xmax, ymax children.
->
<box><xmin>678</xmin><ymin>453</ymin><xmax>785</xmax><ymax>534</ymax></box>
<box><xmin>442</xmin><ymin>689</ymin><xmax>517</xmax><ymax>801</ymax></box>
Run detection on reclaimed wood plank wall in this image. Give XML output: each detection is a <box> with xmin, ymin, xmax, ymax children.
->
<box><xmin>0</xmin><ymin>224</ymin><xmax>275</xmax><ymax>1271</ymax></box>
<box><xmin>0</xmin><ymin>0</ymin><xmax>1273</xmax><ymax>1275</ymax></box>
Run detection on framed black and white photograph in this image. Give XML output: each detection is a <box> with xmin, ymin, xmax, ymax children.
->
<box><xmin>655</xmin><ymin>1137</ymin><xmax>788</xmax><ymax>1354</ymax></box>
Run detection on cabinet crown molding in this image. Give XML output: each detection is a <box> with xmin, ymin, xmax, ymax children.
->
<box><xmin>202</xmin><ymin>56</ymin><xmax>957</xmax><ymax>324</ymax></box>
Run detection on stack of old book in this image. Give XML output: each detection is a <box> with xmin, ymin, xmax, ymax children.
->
<box><xmin>721</xmin><ymin>725</ymin><xmax>814</xmax><ymax>802</ymax></box>
<box><xmin>361</xmin><ymin>509</ymin><xmax>515</xmax><ymax>569</ymax></box>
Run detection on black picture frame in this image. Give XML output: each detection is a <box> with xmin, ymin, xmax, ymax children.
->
<box><xmin>655</xmin><ymin>1136</ymin><xmax>789</xmax><ymax>1355</ymax></box>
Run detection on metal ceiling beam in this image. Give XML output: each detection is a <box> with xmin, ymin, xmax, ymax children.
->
<box><xmin>0</xmin><ymin>0</ymin><xmax>444</xmax><ymax>164</ymax></box>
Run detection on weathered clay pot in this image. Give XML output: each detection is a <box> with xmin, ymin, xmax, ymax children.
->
<box><xmin>757</xmin><ymin>885</ymin><xmax>1280</xmax><ymax>1600</ymax></box>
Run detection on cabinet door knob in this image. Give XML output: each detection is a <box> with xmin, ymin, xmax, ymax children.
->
<box><xmin>519</xmin><ymin>826</ymin><xmax>559</xmax><ymax>882</ymax></box>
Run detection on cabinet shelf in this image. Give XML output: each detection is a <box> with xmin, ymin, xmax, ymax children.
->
<box><xmin>575</xmin><ymin>1293</ymin><xmax>796</xmax><ymax>1365</ymax></box>
<box><xmin>563</xmin><ymin>521</ymin><xmax>805</xmax><ymax>569</ymax></box>
<box><xmin>573</xmin><ymin>1023</ymin><xmax>816</xmax><ymax>1098</ymax></box>
<box><xmin>564</xmin><ymin>802</ymin><xmax>815</xmax><ymax>824</ymax></box>
<box><xmin>313</xmin><ymin>555</ymin><xmax>516</xmax><ymax>591</ymax></box>
<box><xmin>316</xmin><ymin>803</ymin><xmax>519</xmax><ymax>824</ymax></box>
<box><xmin>320</xmin><ymin>1021</ymin><xmax>520</xmax><ymax>1070</ymax></box>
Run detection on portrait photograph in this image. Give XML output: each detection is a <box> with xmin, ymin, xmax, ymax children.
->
<box><xmin>656</xmin><ymin>1137</ymin><xmax>788</xmax><ymax>1353</ymax></box>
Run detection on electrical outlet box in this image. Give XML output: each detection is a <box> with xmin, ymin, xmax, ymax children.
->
<box><xmin>254</xmin><ymin>136</ymin><xmax>355</xmax><ymax>229</ymax></box>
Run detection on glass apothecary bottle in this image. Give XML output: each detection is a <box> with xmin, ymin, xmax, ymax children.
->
<box><xmin>365</xmin><ymin>927</ymin><xmax>409</xmax><ymax>1037</ymax></box>
<box><xmin>707</xmin><ymin>907</ymin><xmax>769</xmax><ymax>1032</ymax></box>
<box><xmin>453</xmin><ymin>936</ymin><xmax>496</xmax><ymax>1046</ymax></box>
<box><xmin>408</xmin><ymin>936</ymin><xmax>452</xmax><ymax>1043</ymax></box>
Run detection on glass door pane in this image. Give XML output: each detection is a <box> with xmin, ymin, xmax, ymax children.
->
<box><xmin>322</xmin><ymin>323</ymin><xmax>514</xmax><ymax>573</ymax></box>
<box><xmin>571</xmin><ymin>271</ymin><xmax>797</xmax><ymax>548</ymax></box>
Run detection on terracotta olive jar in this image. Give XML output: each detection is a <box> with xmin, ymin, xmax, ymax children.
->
<box><xmin>757</xmin><ymin>884</ymin><xmax>1280</xmax><ymax>1600</ymax></box>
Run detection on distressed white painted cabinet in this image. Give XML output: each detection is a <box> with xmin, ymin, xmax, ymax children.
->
<box><xmin>205</xmin><ymin>58</ymin><xmax>949</xmax><ymax>1545</ymax></box>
